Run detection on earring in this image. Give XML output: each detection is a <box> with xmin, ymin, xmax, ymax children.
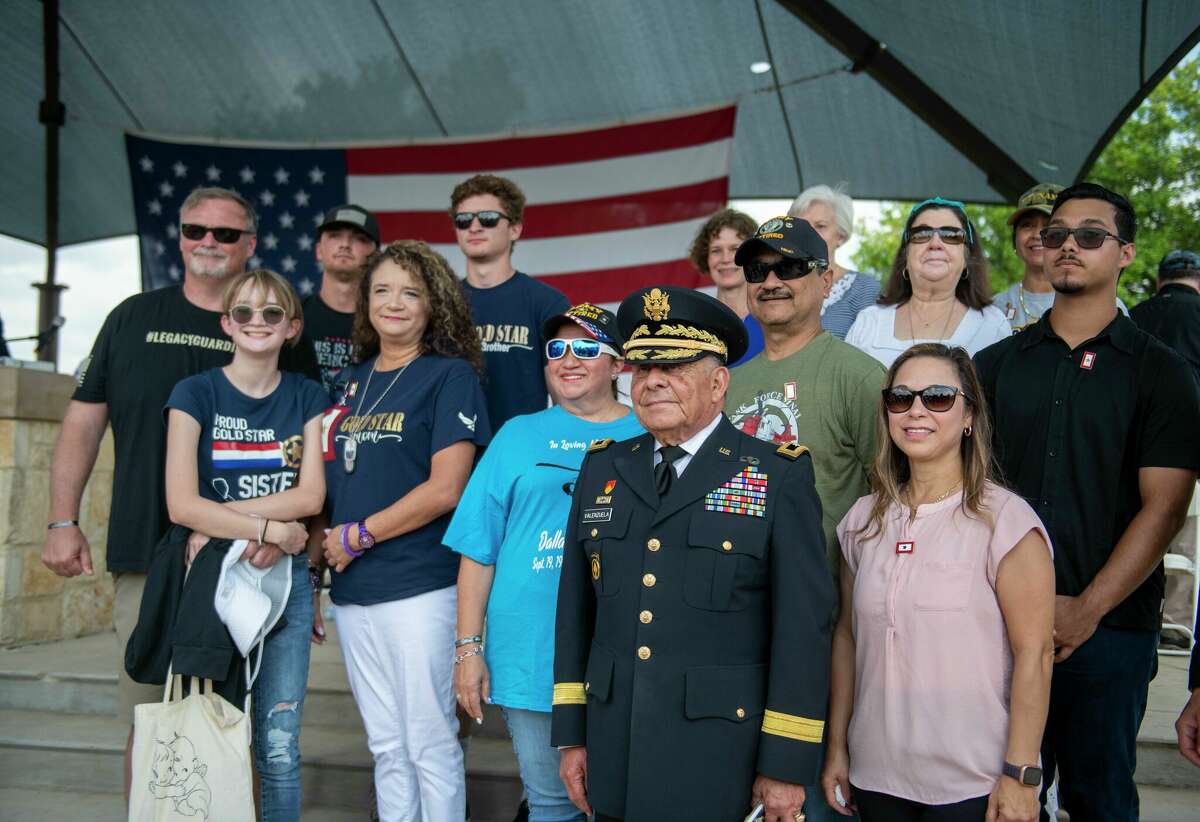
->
<box><xmin>902</xmin><ymin>267</ymin><xmax>910</xmax><ymax>281</ymax></box>
<box><xmin>963</xmin><ymin>425</ymin><xmax>973</xmax><ymax>437</ymax></box>
<box><xmin>960</xmin><ymin>269</ymin><xmax>968</xmax><ymax>280</ymax></box>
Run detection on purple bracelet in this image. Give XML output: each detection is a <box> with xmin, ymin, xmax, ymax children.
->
<box><xmin>341</xmin><ymin>524</ymin><xmax>364</xmax><ymax>558</ymax></box>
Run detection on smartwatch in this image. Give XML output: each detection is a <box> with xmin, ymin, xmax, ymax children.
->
<box><xmin>1002</xmin><ymin>762</ymin><xmax>1042</xmax><ymax>786</ymax></box>
<box><xmin>357</xmin><ymin>521</ymin><xmax>376</xmax><ymax>550</ymax></box>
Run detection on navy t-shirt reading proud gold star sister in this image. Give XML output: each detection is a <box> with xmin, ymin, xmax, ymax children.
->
<box><xmin>323</xmin><ymin>354</ymin><xmax>491</xmax><ymax>606</ymax></box>
<box><xmin>166</xmin><ymin>368</ymin><xmax>328</xmax><ymax>503</ymax></box>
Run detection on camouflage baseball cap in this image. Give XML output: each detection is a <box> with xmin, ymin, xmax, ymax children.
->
<box><xmin>1006</xmin><ymin>183</ymin><xmax>1063</xmax><ymax>226</ymax></box>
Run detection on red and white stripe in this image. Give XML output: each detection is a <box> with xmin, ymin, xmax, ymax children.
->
<box><xmin>345</xmin><ymin>105</ymin><xmax>736</xmax><ymax>306</ymax></box>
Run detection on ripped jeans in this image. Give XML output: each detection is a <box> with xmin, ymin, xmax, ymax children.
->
<box><xmin>251</xmin><ymin>556</ymin><xmax>313</xmax><ymax>822</ymax></box>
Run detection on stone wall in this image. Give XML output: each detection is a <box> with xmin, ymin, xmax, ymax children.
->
<box><xmin>0</xmin><ymin>366</ymin><xmax>115</xmax><ymax>645</ymax></box>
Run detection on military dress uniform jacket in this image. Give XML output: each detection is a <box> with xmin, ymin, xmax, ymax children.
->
<box><xmin>551</xmin><ymin>416</ymin><xmax>835</xmax><ymax>821</ymax></box>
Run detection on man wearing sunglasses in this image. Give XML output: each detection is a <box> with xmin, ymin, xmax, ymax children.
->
<box><xmin>41</xmin><ymin>186</ymin><xmax>320</xmax><ymax>803</ymax></box>
<box><xmin>450</xmin><ymin>174</ymin><xmax>569</xmax><ymax>431</ymax></box>
<box><xmin>553</xmin><ymin>286</ymin><xmax>834</xmax><ymax>822</ymax></box>
<box><xmin>993</xmin><ymin>183</ymin><xmax>1128</xmax><ymax>331</ymax></box>
<box><xmin>303</xmin><ymin>204</ymin><xmax>379</xmax><ymax>399</ymax></box>
<box><xmin>975</xmin><ymin>182</ymin><xmax>1200</xmax><ymax>821</ymax></box>
<box><xmin>724</xmin><ymin>216</ymin><xmax>883</xmax><ymax>821</ymax></box>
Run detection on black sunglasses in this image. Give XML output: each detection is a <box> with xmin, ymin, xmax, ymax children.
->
<box><xmin>453</xmin><ymin>210</ymin><xmax>509</xmax><ymax>230</ymax></box>
<box><xmin>743</xmin><ymin>257</ymin><xmax>828</xmax><ymax>283</ymax></box>
<box><xmin>229</xmin><ymin>304</ymin><xmax>288</xmax><ymax>326</ymax></box>
<box><xmin>180</xmin><ymin>223</ymin><xmax>254</xmax><ymax>243</ymax></box>
<box><xmin>908</xmin><ymin>226</ymin><xmax>967</xmax><ymax>245</ymax></box>
<box><xmin>883</xmin><ymin>384</ymin><xmax>964</xmax><ymax>414</ymax></box>
<box><xmin>1039</xmin><ymin>226</ymin><xmax>1128</xmax><ymax>250</ymax></box>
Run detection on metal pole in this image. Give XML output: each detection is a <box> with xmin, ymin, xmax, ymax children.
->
<box><xmin>35</xmin><ymin>0</ymin><xmax>67</xmax><ymax>367</ymax></box>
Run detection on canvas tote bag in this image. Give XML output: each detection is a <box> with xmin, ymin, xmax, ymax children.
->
<box><xmin>128</xmin><ymin>671</ymin><xmax>255</xmax><ymax>822</ymax></box>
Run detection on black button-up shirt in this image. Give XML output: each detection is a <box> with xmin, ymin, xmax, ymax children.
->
<box><xmin>974</xmin><ymin>311</ymin><xmax>1200</xmax><ymax>631</ymax></box>
<box><xmin>1130</xmin><ymin>282</ymin><xmax>1200</xmax><ymax>385</ymax></box>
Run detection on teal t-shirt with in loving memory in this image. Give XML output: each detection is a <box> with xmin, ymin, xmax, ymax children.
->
<box><xmin>443</xmin><ymin>404</ymin><xmax>644</xmax><ymax>712</ymax></box>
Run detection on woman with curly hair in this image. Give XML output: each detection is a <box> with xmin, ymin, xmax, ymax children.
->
<box><xmin>317</xmin><ymin>240</ymin><xmax>489</xmax><ymax>820</ymax></box>
<box><xmin>688</xmin><ymin>208</ymin><xmax>762</xmax><ymax>365</ymax></box>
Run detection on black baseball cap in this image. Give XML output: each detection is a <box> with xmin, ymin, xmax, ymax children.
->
<box><xmin>734</xmin><ymin>216</ymin><xmax>828</xmax><ymax>266</ymax></box>
<box><xmin>317</xmin><ymin>204</ymin><xmax>380</xmax><ymax>244</ymax></box>
<box><xmin>543</xmin><ymin>303</ymin><xmax>624</xmax><ymax>347</ymax></box>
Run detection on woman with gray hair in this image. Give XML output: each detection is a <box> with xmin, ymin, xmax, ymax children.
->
<box><xmin>789</xmin><ymin>184</ymin><xmax>881</xmax><ymax>339</ymax></box>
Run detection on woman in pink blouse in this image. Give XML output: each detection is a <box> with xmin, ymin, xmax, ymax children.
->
<box><xmin>822</xmin><ymin>343</ymin><xmax>1054</xmax><ymax>822</ymax></box>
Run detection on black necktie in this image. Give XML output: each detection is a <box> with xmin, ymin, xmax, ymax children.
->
<box><xmin>654</xmin><ymin>445</ymin><xmax>687</xmax><ymax>498</ymax></box>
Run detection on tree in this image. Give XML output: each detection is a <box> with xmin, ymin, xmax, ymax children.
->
<box><xmin>852</xmin><ymin>58</ymin><xmax>1200</xmax><ymax>307</ymax></box>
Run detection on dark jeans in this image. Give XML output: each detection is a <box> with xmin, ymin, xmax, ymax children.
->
<box><xmin>1039</xmin><ymin>624</ymin><xmax>1158</xmax><ymax>822</ymax></box>
<box><xmin>852</xmin><ymin>786</ymin><xmax>987</xmax><ymax>821</ymax></box>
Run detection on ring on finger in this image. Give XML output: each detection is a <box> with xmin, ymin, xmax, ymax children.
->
<box><xmin>792</xmin><ymin>812</ymin><xmax>805</xmax><ymax>822</ymax></box>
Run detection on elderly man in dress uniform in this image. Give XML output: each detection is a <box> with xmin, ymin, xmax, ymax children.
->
<box><xmin>552</xmin><ymin>286</ymin><xmax>835</xmax><ymax>822</ymax></box>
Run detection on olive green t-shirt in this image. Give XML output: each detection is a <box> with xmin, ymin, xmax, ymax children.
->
<box><xmin>725</xmin><ymin>332</ymin><xmax>884</xmax><ymax>575</ymax></box>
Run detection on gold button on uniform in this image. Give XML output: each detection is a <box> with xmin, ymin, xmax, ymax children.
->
<box><xmin>722</xmin><ymin>540</ymin><xmax>733</xmax><ymax>552</ymax></box>
<box><xmin>736</xmin><ymin>707</ymin><xmax>746</xmax><ymax>719</ymax></box>
<box><xmin>647</xmin><ymin>538</ymin><xmax>661</xmax><ymax>552</ymax></box>
<box><xmin>590</xmin><ymin>528</ymin><xmax>599</xmax><ymax>538</ymax></box>
<box><xmin>639</xmin><ymin>610</ymin><xmax>653</xmax><ymax>624</ymax></box>
<box><xmin>642</xmin><ymin>573</ymin><xmax>656</xmax><ymax>588</ymax></box>
<box><xmin>637</xmin><ymin>646</ymin><xmax>651</xmax><ymax>660</ymax></box>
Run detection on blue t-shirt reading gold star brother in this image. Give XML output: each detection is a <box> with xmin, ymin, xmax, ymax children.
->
<box><xmin>323</xmin><ymin>354</ymin><xmax>491</xmax><ymax>606</ymax></box>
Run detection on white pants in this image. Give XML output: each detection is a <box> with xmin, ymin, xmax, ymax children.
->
<box><xmin>335</xmin><ymin>586</ymin><xmax>465</xmax><ymax>822</ymax></box>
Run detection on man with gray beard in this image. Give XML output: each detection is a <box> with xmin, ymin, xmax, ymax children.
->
<box><xmin>41</xmin><ymin>186</ymin><xmax>317</xmax><ymax>803</ymax></box>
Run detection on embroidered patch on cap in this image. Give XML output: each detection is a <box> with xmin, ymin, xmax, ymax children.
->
<box><xmin>704</xmin><ymin>465</ymin><xmax>768</xmax><ymax>516</ymax></box>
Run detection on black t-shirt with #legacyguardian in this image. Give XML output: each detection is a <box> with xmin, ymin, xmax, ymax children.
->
<box><xmin>301</xmin><ymin>294</ymin><xmax>355</xmax><ymax>401</ymax></box>
<box><xmin>73</xmin><ymin>285</ymin><xmax>320</xmax><ymax>573</ymax></box>
<box><xmin>463</xmin><ymin>271</ymin><xmax>569</xmax><ymax>431</ymax></box>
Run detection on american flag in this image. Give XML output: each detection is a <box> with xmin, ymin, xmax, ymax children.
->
<box><xmin>126</xmin><ymin>105</ymin><xmax>735</xmax><ymax>305</ymax></box>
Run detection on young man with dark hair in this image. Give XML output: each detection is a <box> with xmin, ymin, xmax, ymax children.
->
<box><xmin>993</xmin><ymin>182</ymin><xmax>1127</xmax><ymax>330</ymax></box>
<box><xmin>451</xmin><ymin>174</ymin><xmax>569</xmax><ymax>430</ymax></box>
<box><xmin>974</xmin><ymin>182</ymin><xmax>1200</xmax><ymax>820</ymax></box>
<box><xmin>303</xmin><ymin>204</ymin><xmax>379</xmax><ymax>398</ymax></box>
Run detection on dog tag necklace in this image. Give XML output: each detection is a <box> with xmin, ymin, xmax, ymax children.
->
<box><xmin>343</xmin><ymin>356</ymin><xmax>416</xmax><ymax>474</ymax></box>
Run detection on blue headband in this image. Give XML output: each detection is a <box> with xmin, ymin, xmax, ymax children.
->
<box><xmin>904</xmin><ymin>197</ymin><xmax>975</xmax><ymax>244</ymax></box>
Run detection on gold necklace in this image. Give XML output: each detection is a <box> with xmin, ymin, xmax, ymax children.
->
<box><xmin>908</xmin><ymin>481</ymin><xmax>961</xmax><ymax>509</ymax></box>
<box><xmin>907</xmin><ymin>299</ymin><xmax>956</xmax><ymax>342</ymax></box>
<box><xmin>1017</xmin><ymin>285</ymin><xmax>1046</xmax><ymax>324</ymax></box>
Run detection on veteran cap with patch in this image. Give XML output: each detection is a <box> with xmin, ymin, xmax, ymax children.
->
<box><xmin>734</xmin><ymin>216</ymin><xmax>829</xmax><ymax>266</ymax></box>
<box><xmin>543</xmin><ymin>302</ymin><xmax>623</xmax><ymax>346</ymax></box>
<box><xmin>1006</xmin><ymin>183</ymin><xmax>1063</xmax><ymax>226</ymax></box>
<box><xmin>317</xmin><ymin>204</ymin><xmax>381</xmax><ymax>244</ymax></box>
<box><xmin>617</xmin><ymin>286</ymin><xmax>748</xmax><ymax>365</ymax></box>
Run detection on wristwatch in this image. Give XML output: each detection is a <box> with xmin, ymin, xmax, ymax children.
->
<box><xmin>308</xmin><ymin>564</ymin><xmax>324</xmax><ymax>591</ymax></box>
<box><xmin>1002</xmin><ymin>762</ymin><xmax>1042</xmax><ymax>786</ymax></box>
<box><xmin>357</xmin><ymin>521</ymin><xmax>376</xmax><ymax>550</ymax></box>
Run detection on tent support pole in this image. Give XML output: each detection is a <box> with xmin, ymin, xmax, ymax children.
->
<box><xmin>36</xmin><ymin>0</ymin><xmax>67</xmax><ymax>367</ymax></box>
<box><xmin>778</xmin><ymin>0</ymin><xmax>1036</xmax><ymax>201</ymax></box>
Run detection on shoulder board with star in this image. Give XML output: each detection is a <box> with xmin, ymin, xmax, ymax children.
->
<box><xmin>588</xmin><ymin>438</ymin><xmax>615</xmax><ymax>453</ymax></box>
<box><xmin>775</xmin><ymin>442</ymin><xmax>810</xmax><ymax>460</ymax></box>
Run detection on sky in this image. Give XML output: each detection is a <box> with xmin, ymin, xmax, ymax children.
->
<box><xmin>0</xmin><ymin>198</ymin><xmax>882</xmax><ymax>373</ymax></box>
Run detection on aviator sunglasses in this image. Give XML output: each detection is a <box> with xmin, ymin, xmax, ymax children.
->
<box><xmin>229</xmin><ymin>304</ymin><xmax>288</xmax><ymax>326</ymax></box>
<box><xmin>883</xmin><ymin>384</ymin><xmax>965</xmax><ymax>414</ymax></box>
<box><xmin>743</xmin><ymin>257</ymin><xmax>828</xmax><ymax>283</ymax></box>
<box><xmin>453</xmin><ymin>210</ymin><xmax>509</xmax><ymax>230</ymax></box>
<box><xmin>180</xmin><ymin>223</ymin><xmax>253</xmax><ymax>243</ymax></box>
<box><xmin>545</xmin><ymin>338</ymin><xmax>620</xmax><ymax>360</ymax></box>
<box><xmin>1039</xmin><ymin>226</ymin><xmax>1128</xmax><ymax>250</ymax></box>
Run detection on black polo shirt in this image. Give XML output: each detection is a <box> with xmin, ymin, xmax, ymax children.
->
<box><xmin>974</xmin><ymin>311</ymin><xmax>1200</xmax><ymax>632</ymax></box>
<box><xmin>1130</xmin><ymin>282</ymin><xmax>1200</xmax><ymax>385</ymax></box>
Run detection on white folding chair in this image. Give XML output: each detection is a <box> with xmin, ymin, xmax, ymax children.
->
<box><xmin>1160</xmin><ymin>481</ymin><xmax>1200</xmax><ymax>657</ymax></box>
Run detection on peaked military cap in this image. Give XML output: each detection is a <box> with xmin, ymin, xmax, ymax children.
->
<box><xmin>617</xmin><ymin>285</ymin><xmax>748</xmax><ymax>365</ymax></box>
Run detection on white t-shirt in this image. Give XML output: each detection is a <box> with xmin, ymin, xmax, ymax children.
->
<box><xmin>845</xmin><ymin>303</ymin><xmax>1011</xmax><ymax>368</ymax></box>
